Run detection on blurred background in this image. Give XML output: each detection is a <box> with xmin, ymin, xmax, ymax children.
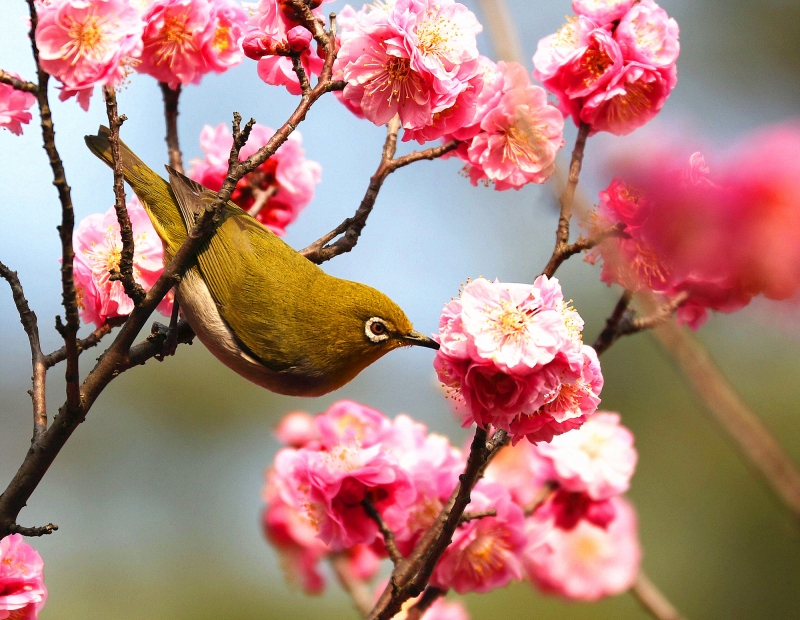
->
<box><xmin>1</xmin><ymin>0</ymin><xmax>799</xmax><ymax>618</ymax></box>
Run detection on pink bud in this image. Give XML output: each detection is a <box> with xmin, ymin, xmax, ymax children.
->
<box><xmin>286</xmin><ymin>26</ymin><xmax>312</xmax><ymax>52</ymax></box>
<box><xmin>243</xmin><ymin>31</ymin><xmax>277</xmax><ymax>59</ymax></box>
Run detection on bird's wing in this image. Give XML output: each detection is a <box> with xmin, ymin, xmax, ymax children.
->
<box><xmin>167</xmin><ymin>169</ymin><xmax>321</xmax><ymax>373</ymax></box>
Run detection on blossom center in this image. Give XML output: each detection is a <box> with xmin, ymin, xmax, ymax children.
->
<box><xmin>213</xmin><ymin>25</ymin><xmax>231</xmax><ymax>53</ymax></box>
<box><xmin>386</xmin><ymin>56</ymin><xmax>411</xmax><ymax>82</ymax></box>
<box><xmin>64</xmin><ymin>15</ymin><xmax>107</xmax><ymax>63</ymax></box>
<box><xmin>493</xmin><ymin>298</ymin><xmax>538</xmax><ymax>340</ymax></box>
<box><xmin>416</xmin><ymin>14</ymin><xmax>458</xmax><ymax>57</ymax></box>
<box><xmin>503</xmin><ymin>124</ymin><xmax>545</xmax><ymax>168</ymax></box>
<box><xmin>607</xmin><ymin>81</ymin><xmax>654</xmax><ymax>123</ymax></box>
<box><xmin>573</xmin><ymin>531</ymin><xmax>603</xmax><ymax>562</ymax></box>
<box><xmin>464</xmin><ymin>531</ymin><xmax>510</xmax><ymax>577</ymax></box>
<box><xmin>555</xmin><ymin>17</ymin><xmax>578</xmax><ymax>47</ymax></box>
<box><xmin>154</xmin><ymin>13</ymin><xmax>196</xmax><ymax>65</ymax></box>
<box><xmin>581</xmin><ymin>48</ymin><xmax>612</xmax><ymax>84</ymax></box>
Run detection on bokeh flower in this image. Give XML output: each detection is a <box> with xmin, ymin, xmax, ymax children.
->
<box><xmin>0</xmin><ymin>534</ymin><xmax>47</xmax><ymax>620</ymax></box>
<box><xmin>0</xmin><ymin>75</ymin><xmax>36</xmax><ymax>135</ymax></box>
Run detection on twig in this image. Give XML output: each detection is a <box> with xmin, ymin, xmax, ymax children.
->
<box><xmin>362</xmin><ymin>495</ymin><xmax>403</xmax><ymax>565</ymax></box>
<box><xmin>0</xmin><ymin>69</ymin><xmax>37</xmax><ymax>93</ymax></box>
<box><xmin>330</xmin><ymin>553</ymin><xmax>374</xmax><ymax>618</ymax></box>
<box><xmin>542</xmin><ymin>122</ymin><xmax>591</xmax><ymax>278</ymax></box>
<box><xmin>649</xmin><ymin>299</ymin><xmax>800</xmax><ymax>523</ymax></box>
<box><xmin>160</xmin><ymin>82</ymin><xmax>183</xmax><ymax>173</ymax></box>
<box><xmin>24</xmin><ymin>0</ymin><xmax>81</xmax><ymax>417</ymax></box>
<box><xmin>458</xmin><ymin>509</ymin><xmax>496</xmax><ymax>525</ymax></box>
<box><xmin>300</xmin><ymin>117</ymin><xmax>459</xmax><ymax>264</ymax></box>
<box><xmin>43</xmin><ymin>321</ymin><xmax>117</xmax><ymax>368</ymax></box>
<box><xmin>631</xmin><ymin>572</ymin><xmax>687</xmax><ymax>620</ymax></box>
<box><xmin>592</xmin><ymin>290</ymin><xmax>634</xmax><ymax>356</ymax></box>
<box><xmin>247</xmin><ymin>185</ymin><xmax>278</xmax><ymax>218</ymax></box>
<box><xmin>8</xmin><ymin>523</ymin><xmax>58</xmax><ymax>537</ymax></box>
<box><xmin>523</xmin><ymin>482</ymin><xmax>557</xmax><ymax>516</ymax></box>
<box><xmin>103</xmin><ymin>86</ymin><xmax>146</xmax><ymax>305</ymax></box>
<box><xmin>291</xmin><ymin>55</ymin><xmax>311</xmax><ymax>95</ymax></box>
<box><xmin>405</xmin><ymin>587</ymin><xmax>445</xmax><ymax>620</ymax></box>
<box><xmin>0</xmin><ymin>261</ymin><xmax>46</xmax><ymax>440</ymax></box>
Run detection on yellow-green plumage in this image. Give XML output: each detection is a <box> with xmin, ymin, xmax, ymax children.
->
<box><xmin>85</xmin><ymin>127</ymin><xmax>438</xmax><ymax>396</ymax></box>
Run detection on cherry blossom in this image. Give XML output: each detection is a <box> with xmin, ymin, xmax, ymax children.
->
<box><xmin>188</xmin><ymin>123</ymin><xmax>321</xmax><ymax>236</ymax></box>
<box><xmin>0</xmin><ymin>534</ymin><xmax>47</xmax><ymax>620</ymax></box>
<box><xmin>0</xmin><ymin>75</ymin><xmax>36</xmax><ymax>135</ymax></box>
<box><xmin>572</xmin><ymin>0</ymin><xmax>635</xmax><ymax>25</ymax></box>
<box><xmin>72</xmin><ymin>197</ymin><xmax>174</xmax><ymax>327</ymax></box>
<box><xmin>35</xmin><ymin>0</ymin><xmax>145</xmax><ymax>110</ymax></box>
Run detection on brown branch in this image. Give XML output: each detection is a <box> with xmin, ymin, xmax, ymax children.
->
<box><xmin>542</xmin><ymin>122</ymin><xmax>591</xmax><ymax>278</ymax></box>
<box><xmin>405</xmin><ymin>587</ymin><xmax>446</xmax><ymax>620</ymax></box>
<box><xmin>362</xmin><ymin>494</ymin><xmax>403</xmax><ymax>565</ymax></box>
<box><xmin>8</xmin><ymin>523</ymin><xmax>58</xmax><ymax>537</ymax></box>
<box><xmin>0</xmin><ymin>69</ymin><xmax>37</xmax><ymax>93</ymax></box>
<box><xmin>0</xmin><ymin>261</ymin><xmax>46</xmax><ymax>440</ymax></box>
<box><xmin>24</xmin><ymin>0</ymin><xmax>81</xmax><ymax>418</ymax></box>
<box><xmin>160</xmin><ymin>82</ymin><xmax>183</xmax><ymax>173</ymax></box>
<box><xmin>291</xmin><ymin>55</ymin><xmax>311</xmax><ymax>95</ymax></box>
<box><xmin>43</xmin><ymin>321</ymin><xmax>118</xmax><ymax>368</ymax></box>
<box><xmin>523</xmin><ymin>481</ymin><xmax>557</xmax><ymax>516</ymax></box>
<box><xmin>330</xmin><ymin>553</ymin><xmax>374</xmax><ymax>618</ymax></box>
<box><xmin>458</xmin><ymin>509</ymin><xmax>496</xmax><ymax>525</ymax></box>
<box><xmin>592</xmin><ymin>290</ymin><xmax>634</xmax><ymax>356</ymax></box>
<box><xmin>631</xmin><ymin>572</ymin><xmax>687</xmax><ymax>620</ymax></box>
<box><xmin>247</xmin><ymin>185</ymin><xmax>278</xmax><ymax>218</ymax></box>
<box><xmin>300</xmin><ymin>116</ymin><xmax>459</xmax><ymax>264</ymax></box>
<box><xmin>103</xmin><ymin>86</ymin><xmax>146</xmax><ymax>305</ymax></box>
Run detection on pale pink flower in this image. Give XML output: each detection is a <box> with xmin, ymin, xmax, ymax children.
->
<box><xmin>0</xmin><ymin>76</ymin><xmax>36</xmax><ymax>135</ymax></box>
<box><xmin>138</xmin><ymin>0</ymin><xmax>247</xmax><ymax>89</ymax></box>
<box><xmin>462</xmin><ymin>62</ymin><xmax>564</xmax><ymax>190</ymax></box>
<box><xmin>483</xmin><ymin>439</ymin><xmax>549</xmax><ymax>508</ymax></box>
<box><xmin>35</xmin><ymin>0</ymin><xmax>145</xmax><ymax>110</ymax></box>
<box><xmin>615</xmin><ymin>0</ymin><xmax>680</xmax><ymax>68</ymax></box>
<box><xmin>572</xmin><ymin>0</ymin><xmax>635</xmax><ymax>25</ymax></box>
<box><xmin>315</xmin><ymin>400</ymin><xmax>394</xmax><ymax>450</ymax></box>
<box><xmin>0</xmin><ymin>534</ymin><xmax>47</xmax><ymax>620</ymax></box>
<box><xmin>532</xmin><ymin>15</ymin><xmax>597</xmax><ymax>85</ymax></box>
<box><xmin>525</xmin><ymin>497</ymin><xmax>641</xmax><ymax>601</ymax></box>
<box><xmin>431</xmin><ymin>480</ymin><xmax>527</xmax><ymax>594</ymax></box>
<box><xmin>72</xmin><ymin>197</ymin><xmax>173</xmax><ymax>327</ymax></box>
<box><xmin>534</xmin><ymin>412</ymin><xmax>637</xmax><ymax>500</ymax></box>
<box><xmin>275</xmin><ymin>411</ymin><xmax>319</xmax><ymax>448</ymax></box>
<box><xmin>435</xmin><ymin>299</ymin><xmax>471</xmax><ymax>360</ymax></box>
<box><xmin>447</xmin><ymin>55</ymin><xmax>504</xmax><ymax>143</ymax></box>
<box><xmin>420</xmin><ymin>599</ymin><xmax>470</xmax><ymax>620</ymax></box>
<box><xmin>188</xmin><ymin>122</ymin><xmax>321</xmax><ymax>236</ymax></box>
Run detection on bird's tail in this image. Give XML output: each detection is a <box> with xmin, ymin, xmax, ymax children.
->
<box><xmin>85</xmin><ymin>126</ymin><xmax>187</xmax><ymax>256</ymax></box>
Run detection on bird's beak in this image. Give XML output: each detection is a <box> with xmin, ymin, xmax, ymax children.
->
<box><xmin>404</xmin><ymin>330</ymin><xmax>440</xmax><ymax>350</ymax></box>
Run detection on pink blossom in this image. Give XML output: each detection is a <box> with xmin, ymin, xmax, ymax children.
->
<box><xmin>275</xmin><ymin>411</ymin><xmax>319</xmax><ymax>448</ymax></box>
<box><xmin>483</xmin><ymin>440</ymin><xmax>549</xmax><ymax>508</ymax></box>
<box><xmin>572</xmin><ymin>0</ymin><xmax>635</xmax><ymax>25</ymax></box>
<box><xmin>535</xmin><ymin>489</ymin><xmax>616</xmax><ymax>531</ymax></box>
<box><xmin>0</xmin><ymin>534</ymin><xmax>47</xmax><ymax>620</ymax></box>
<box><xmin>431</xmin><ymin>481</ymin><xmax>527</xmax><ymax>593</ymax></box>
<box><xmin>524</xmin><ymin>497</ymin><xmax>641</xmax><ymax>601</ymax></box>
<box><xmin>137</xmin><ymin>0</ymin><xmax>247</xmax><ymax>89</ymax></box>
<box><xmin>188</xmin><ymin>123</ymin><xmax>321</xmax><ymax>236</ymax></box>
<box><xmin>314</xmin><ymin>400</ymin><xmax>394</xmax><ymax>450</ymax></box>
<box><xmin>615</xmin><ymin>0</ymin><xmax>680</xmax><ymax>68</ymax></box>
<box><xmin>420</xmin><ymin>599</ymin><xmax>470</xmax><ymax>620</ymax></box>
<box><xmin>447</xmin><ymin>55</ymin><xmax>504</xmax><ymax>143</ymax></box>
<box><xmin>532</xmin><ymin>16</ymin><xmax>597</xmax><ymax>86</ymax></box>
<box><xmin>534</xmin><ymin>412</ymin><xmax>637</xmax><ymax>500</ymax></box>
<box><xmin>72</xmin><ymin>197</ymin><xmax>173</xmax><ymax>327</ymax></box>
<box><xmin>461</xmin><ymin>62</ymin><xmax>565</xmax><ymax>190</ymax></box>
<box><xmin>0</xmin><ymin>76</ymin><xmax>36</xmax><ymax>135</ymax></box>
<box><xmin>35</xmin><ymin>0</ymin><xmax>145</xmax><ymax>110</ymax></box>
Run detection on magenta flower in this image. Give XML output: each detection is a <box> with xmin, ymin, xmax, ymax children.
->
<box><xmin>72</xmin><ymin>197</ymin><xmax>174</xmax><ymax>327</ymax></box>
<box><xmin>137</xmin><ymin>0</ymin><xmax>247</xmax><ymax>89</ymax></box>
<box><xmin>454</xmin><ymin>61</ymin><xmax>565</xmax><ymax>190</ymax></box>
<box><xmin>0</xmin><ymin>74</ymin><xmax>36</xmax><ymax>135</ymax></box>
<box><xmin>188</xmin><ymin>122</ymin><xmax>321</xmax><ymax>236</ymax></box>
<box><xmin>524</xmin><ymin>497</ymin><xmax>641</xmax><ymax>601</ymax></box>
<box><xmin>0</xmin><ymin>534</ymin><xmax>47</xmax><ymax>620</ymax></box>
<box><xmin>35</xmin><ymin>0</ymin><xmax>145</xmax><ymax>110</ymax></box>
<box><xmin>534</xmin><ymin>412</ymin><xmax>637</xmax><ymax>501</ymax></box>
<box><xmin>431</xmin><ymin>480</ymin><xmax>527</xmax><ymax>594</ymax></box>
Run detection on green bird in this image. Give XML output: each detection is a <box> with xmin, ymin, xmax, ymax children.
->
<box><xmin>85</xmin><ymin>127</ymin><xmax>438</xmax><ymax>397</ymax></box>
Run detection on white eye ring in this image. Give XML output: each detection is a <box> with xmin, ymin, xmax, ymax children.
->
<box><xmin>365</xmin><ymin>317</ymin><xmax>390</xmax><ymax>343</ymax></box>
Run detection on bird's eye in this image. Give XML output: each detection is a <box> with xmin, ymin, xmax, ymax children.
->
<box><xmin>365</xmin><ymin>317</ymin><xmax>390</xmax><ymax>343</ymax></box>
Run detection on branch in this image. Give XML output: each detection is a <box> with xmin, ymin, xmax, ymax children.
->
<box><xmin>458</xmin><ymin>509</ymin><xmax>496</xmax><ymax>525</ymax></box>
<box><xmin>43</xmin><ymin>321</ymin><xmax>117</xmax><ymax>368</ymax></box>
<box><xmin>542</xmin><ymin>122</ymin><xmax>591</xmax><ymax>278</ymax></box>
<box><xmin>631</xmin><ymin>572</ymin><xmax>687</xmax><ymax>620</ymax></box>
<box><xmin>592</xmin><ymin>290</ymin><xmax>633</xmax><ymax>356</ymax></box>
<box><xmin>103</xmin><ymin>86</ymin><xmax>146</xmax><ymax>305</ymax></box>
<box><xmin>405</xmin><ymin>587</ymin><xmax>445</xmax><ymax>620</ymax></box>
<box><xmin>330</xmin><ymin>553</ymin><xmax>374</xmax><ymax>618</ymax></box>
<box><xmin>0</xmin><ymin>261</ymin><xmax>46</xmax><ymax>440</ymax></box>
<box><xmin>300</xmin><ymin>116</ymin><xmax>459</xmax><ymax>264</ymax></box>
<box><xmin>24</xmin><ymin>0</ymin><xmax>81</xmax><ymax>417</ymax></box>
<box><xmin>362</xmin><ymin>494</ymin><xmax>403</xmax><ymax>564</ymax></box>
<box><xmin>7</xmin><ymin>523</ymin><xmax>58</xmax><ymax>537</ymax></box>
<box><xmin>160</xmin><ymin>82</ymin><xmax>183</xmax><ymax>173</ymax></box>
<box><xmin>0</xmin><ymin>69</ymin><xmax>37</xmax><ymax>93</ymax></box>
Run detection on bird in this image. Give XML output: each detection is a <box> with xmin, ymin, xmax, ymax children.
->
<box><xmin>85</xmin><ymin>126</ymin><xmax>438</xmax><ymax>397</ymax></box>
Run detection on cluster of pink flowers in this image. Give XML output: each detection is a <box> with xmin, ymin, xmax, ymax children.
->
<box><xmin>0</xmin><ymin>74</ymin><xmax>36</xmax><ymax>135</ymax></box>
<box><xmin>264</xmin><ymin>403</ymin><xmax>640</xmax><ymax>603</ymax></box>
<box><xmin>188</xmin><ymin>122</ymin><xmax>321</xmax><ymax>235</ymax></box>
<box><xmin>533</xmin><ymin>0</ymin><xmax>679</xmax><ymax>136</ymax></box>
<box><xmin>0</xmin><ymin>534</ymin><xmax>47</xmax><ymax>620</ymax></box>
<box><xmin>588</xmin><ymin>122</ymin><xmax>800</xmax><ymax>328</ymax></box>
<box><xmin>72</xmin><ymin>197</ymin><xmax>174</xmax><ymax>327</ymax></box>
<box><xmin>434</xmin><ymin>276</ymin><xmax>603</xmax><ymax>444</ymax></box>
<box><xmin>34</xmin><ymin>0</ymin><xmax>247</xmax><ymax>109</ymax></box>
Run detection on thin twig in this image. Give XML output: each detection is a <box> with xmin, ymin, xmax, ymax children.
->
<box><xmin>247</xmin><ymin>185</ymin><xmax>278</xmax><ymax>218</ymax></box>
<box><xmin>362</xmin><ymin>495</ymin><xmax>404</xmax><ymax>564</ymax></box>
<box><xmin>7</xmin><ymin>523</ymin><xmax>58</xmax><ymax>537</ymax></box>
<box><xmin>330</xmin><ymin>553</ymin><xmax>374</xmax><ymax>618</ymax></box>
<box><xmin>631</xmin><ymin>572</ymin><xmax>687</xmax><ymax>620</ymax></box>
<box><xmin>291</xmin><ymin>55</ymin><xmax>311</xmax><ymax>95</ymax></box>
<box><xmin>43</xmin><ymin>321</ymin><xmax>118</xmax><ymax>368</ymax></box>
<box><xmin>160</xmin><ymin>82</ymin><xmax>183</xmax><ymax>173</ymax></box>
<box><xmin>542</xmin><ymin>122</ymin><xmax>591</xmax><ymax>278</ymax></box>
<box><xmin>523</xmin><ymin>482</ymin><xmax>557</xmax><ymax>517</ymax></box>
<box><xmin>405</xmin><ymin>587</ymin><xmax>446</xmax><ymax>620</ymax></box>
<box><xmin>103</xmin><ymin>86</ymin><xmax>146</xmax><ymax>305</ymax></box>
<box><xmin>458</xmin><ymin>509</ymin><xmax>496</xmax><ymax>525</ymax></box>
<box><xmin>0</xmin><ymin>69</ymin><xmax>38</xmax><ymax>93</ymax></box>
<box><xmin>592</xmin><ymin>290</ymin><xmax>634</xmax><ymax>356</ymax></box>
<box><xmin>0</xmin><ymin>261</ymin><xmax>46</xmax><ymax>440</ymax></box>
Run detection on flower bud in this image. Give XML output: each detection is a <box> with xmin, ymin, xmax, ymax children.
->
<box><xmin>286</xmin><ymin>26</ymin><xmax>313</xmax><ymax>52</ymax></box>
<box><xmin>243</xmin><ymin>31</ymin><xmax>279</xmax><ymax>59</ymax></box>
